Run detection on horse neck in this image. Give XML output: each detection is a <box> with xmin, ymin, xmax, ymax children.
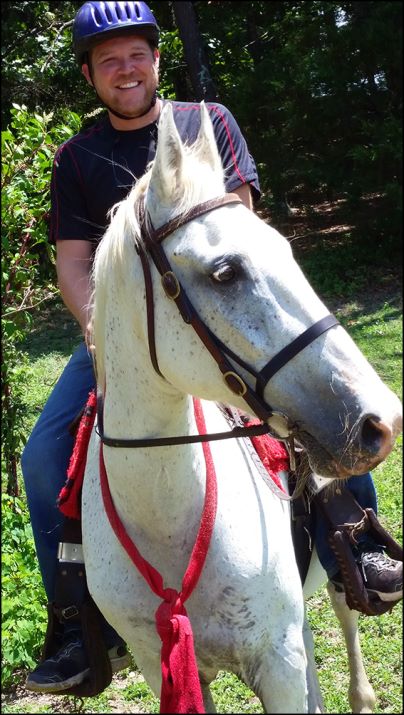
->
<box><xmin>99</xmin><ymin>305</ymin><xmax>208</xmax><ymax>553</ymax></box>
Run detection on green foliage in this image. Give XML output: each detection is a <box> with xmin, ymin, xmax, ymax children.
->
<box><xmin>196</xmin><ymin>1</ymin><xmax>402</xmax><ymax>234</ymax></box>
<box><xmin>2</xmin><ymin>294</ymin><xmax>401</xmax><ymax>710</ymax></box>
<box><xmin>1</xmin><ymin>104</ymin><xmax>82</xmax><ymax>493</ymax></box>
<box><xmin>295</xmin><ymin>230</ymin><xmax>392</xmax><ymax>300</ymax></box>
<box><xmin>1</xmin><ymin>494</ymin><xmax>47</xmax><ymax>687</ymax></box>
<box><xmin>122</xmin><ymin>680</ymin><xmax>159</xmax><ymax>711</ymax></box>
<box><xmin>2</xmin><ymin>1</ymin><xmax>402</xmax><ymax>230</ymax></box>
<box><xmin>1</xmin><ymin>1</ymin><xmax>90</xmax><ymax>129</ymax></box>
<box><xmin>0</xmin><ymin>3</ymin><xmax>402</xmax><ymax>709</ymax></box>
<box><xmin>210</xmin><ymin>671</ymin><xmax>262</xmax><ymax>713</ymax></box>
<box><xmin>1</xmin><ymin>1</ymin><xmax>179</xmax><ymax>128</ymax></box>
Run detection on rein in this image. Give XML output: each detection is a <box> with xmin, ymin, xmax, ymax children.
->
<box><xmin>96</xmin><ymin>192</ymin><xmax>339</xmax><ymax>452</ymax></box>
<box><xmin>99</xmin><ymin>398</ymin><xmax>217</xmax><ymax>713</ymax></box>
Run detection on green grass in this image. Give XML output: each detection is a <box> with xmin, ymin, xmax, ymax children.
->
<box><xmin>2</xmin><ymin>280</ymin><xmax>402</xmax><ymax>713</ymax></box>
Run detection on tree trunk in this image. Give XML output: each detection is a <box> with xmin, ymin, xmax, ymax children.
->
<box><xmin>172</xmin><ymin>1</ymin><xmax>219</xmax><ymax>102</ymax></box>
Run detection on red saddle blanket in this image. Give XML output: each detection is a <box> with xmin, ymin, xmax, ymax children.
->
<box><xmin>57</xmin><ymin>391</ymin><xmax>289</xmax><ymax>519</ymax></box>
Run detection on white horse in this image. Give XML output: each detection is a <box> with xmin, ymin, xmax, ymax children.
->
<box><xmin>82</xmin><ymin>102</ymin><xmax>402</xmax><ymax>714</ymax></box>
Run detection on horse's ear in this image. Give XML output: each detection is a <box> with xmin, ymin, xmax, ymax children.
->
<box><xmin>195</xmin><ymin>102</ymin><xmax>223</xmax><ymax>174</ymax></box>
<box><xmin>149</xmin><ymin>103</ymin><xmax>185</xmax><ymax>201</ymax></box>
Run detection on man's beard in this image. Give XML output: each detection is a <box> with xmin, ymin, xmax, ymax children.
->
<box><xmin>95</xmin><ymin>69</ymin><xmax>159</xmax><ymax>121</ymax></box>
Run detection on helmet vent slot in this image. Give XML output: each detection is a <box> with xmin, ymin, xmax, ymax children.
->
<box><xmin>105</xmin><ymin>5</ymin><xmax>114</xmax><ymax>23</ymax></box>
<box><xmin>93</xmin><ymin>6</ymin><xmax>103</xmax><ymax>27</ymax></box>
<box><xmin>123</xmin><ymin>3</ymin><xmax>132</xmax><ymax>20</ymax></box>
<box><xmin>73</xmin><ymin>1</ymin><xmax>160</xmax><ymax>64</ymax></box>
<box><xmin>116</xmin><ymin>3</ymin><xmax>126</xmax><ymax>21</ymax></box>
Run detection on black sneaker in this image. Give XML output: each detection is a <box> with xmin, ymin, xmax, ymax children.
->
<box><xmin>331</xmin><ymin>550</ymin><xmax>403</xmax><ymax>603</ymax></box>
<box><xmin>360</xmin><ymin>550</ymin><xmax>402</xmax><ymax>602</ymax></box>
<box><xmin>25</xmin><ymin>634</ymin><xmax>131</xmax><ymax>694</ymax></box>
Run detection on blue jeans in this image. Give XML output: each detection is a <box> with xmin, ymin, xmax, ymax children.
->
<box><xmin>21</xmin><ymin>342</ymin><xmax>96</xmax><ymax>600</ymax></box>
<box><xmin>22</xmin><ymin>341</ymin><xmax>380</xmax><ymax>595</ymax></box>
<box><xmin>314</xmin><ymin>473</ymin><xmax>378</xmax><ymax>577</ymax></box>
<box><xmin>21</xmin><ymin>342</ymin><xmax>122</xmax><ymax>647</ymax></box>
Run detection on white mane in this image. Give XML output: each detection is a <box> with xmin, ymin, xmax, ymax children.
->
<box><xmin>90</xmin><ymin>109</ymin><xmax>226</xmax><ymax>385</ymax></box>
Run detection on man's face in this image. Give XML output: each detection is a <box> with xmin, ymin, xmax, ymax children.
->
<box><xmin>82</xmin><ymin>35</ymin><xmax>159</xmax><ymax>119</ymax></box>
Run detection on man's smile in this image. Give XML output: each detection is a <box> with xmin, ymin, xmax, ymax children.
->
<box><xmin>117</xmin><ymin>80</ymin><xmax>141</xmax><ymax>89</ymax></box>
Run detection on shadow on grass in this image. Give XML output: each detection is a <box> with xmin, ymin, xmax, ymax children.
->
<box><xmin>20</xmin><ymin>299</ymin><xmax>82</xmax><ymax>361</ymax></box>
<box><xmin>266</xmin><ymin>191</ymin><xmax>402</xmax><ymax>316</ymax></box>
<box><xmin>335</xmin><ymin>300</ymin><xmax>402</xmax><ymax>331</ymax></box>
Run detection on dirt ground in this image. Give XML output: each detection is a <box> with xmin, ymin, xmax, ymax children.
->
<box><xmin>2</xmin><ymin>669</ymin><xmax>148</xmax><ymax>714</ymax></box>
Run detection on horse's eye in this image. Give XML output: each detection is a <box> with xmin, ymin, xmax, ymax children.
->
<box><xmin>211</xmin><ymin>265</ymin><xmax>236</xmax><ymax>283</ymax></box>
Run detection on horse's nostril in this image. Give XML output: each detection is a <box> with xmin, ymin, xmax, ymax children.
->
<box><xmin>361</xmin><ymin>416</ymin><xmax>390</xmax><ymax>455</ymax></box>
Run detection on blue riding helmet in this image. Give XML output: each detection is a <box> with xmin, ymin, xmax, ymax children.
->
<box><xmin>73</xmin><ymin>1</ymin><xmax>160</xmax><ymax>65</ymax></box>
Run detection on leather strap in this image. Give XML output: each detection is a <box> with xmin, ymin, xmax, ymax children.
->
<box><xmin>96</xmin><ymin>391</ymin><xmax>271</xmax><ymax>448</ymax></box>
<box><xmin>140</xmin><ymin>198</ymin><xmax>288</xmax><ymax>425</ymax></box>
<box><xmin>138</xmin><ymin>192</ymin><xmax>339</xmax><ymax>427</ymax></box>
<box><xmin>97</xmin><ymin>192</ymin><xmax>339</xmax><ymax>459</ymax></box>
<box><xmin>151</xmin><ymin>194</ymin><xmax>243</xmax><ymax>244</ymax></box>
<box><xmin>41</xmin><ymin>517</ymin><xmax>112</xmax><ymax>696</ymax></box>
<box><xmin>256</xmin><ymin>314</ymin><xmax>340</xmax><ymax>397</ymax></box>
<box><xmin>134</xmin><ymin>236</ymin><xmax>164</xmax><ymax>378</ymax></box>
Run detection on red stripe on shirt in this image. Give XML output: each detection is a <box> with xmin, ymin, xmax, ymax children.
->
<box><xmin>174</xmin><ymin>103</ymin><xmax>248</xmax><ymax>185</ymax></box>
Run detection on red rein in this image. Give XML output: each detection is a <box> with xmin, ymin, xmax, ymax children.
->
<box><xmin>99</xmin><ymin>398</ymin><xmax>218</xmax><ymax>713</ymax></box>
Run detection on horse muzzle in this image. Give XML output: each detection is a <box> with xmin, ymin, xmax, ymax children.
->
<box><xmin>297</xmin><ymin>410</ymin><xmax>402</xmax><ymax>479</ymax></box>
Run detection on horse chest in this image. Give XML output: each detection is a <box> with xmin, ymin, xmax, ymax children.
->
<box><xmin>82</xmin><ymin>429</ymin><xmax>301</xmax><ymax>653</ymax></box>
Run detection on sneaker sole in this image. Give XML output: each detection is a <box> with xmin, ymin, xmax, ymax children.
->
<box><xmin>25</xmin><ymin>651</ymin><xmax>131</xmax><ymax>694</ymax></box>
<box><xmin>329</xmin><ymin>581</ymin><xmax>402</xmax><ymax>603</ymax></box>
<box><xmin>25</xmin><ymin>667</ymin><xmax>90</xmax><ymax>694</ymax></box>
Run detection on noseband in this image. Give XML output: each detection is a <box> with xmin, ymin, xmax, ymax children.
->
<box><xmin>97</xmin><ymin>193</ymin><xmax>339</xmax><ymax>449</ymax></box>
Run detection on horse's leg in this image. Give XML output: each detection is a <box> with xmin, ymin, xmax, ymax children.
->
<box><xmin>242</xmin><ymin>646</ymin><xmax>309</xmax><ymax>713</ymax></box>
<box><xmin>303</xmin><ymin>614</ymin><xmax>324</xmax><ymax>714</ymax></box>
<box><xmin>327</xmin><ymin>581</ymin><xmax>376</xmax><ymax>714</ymax></box>
<box><xmin>200</xmin><ymin>681</ymin><xmax>217</xmax><ymax>713</ymax></box>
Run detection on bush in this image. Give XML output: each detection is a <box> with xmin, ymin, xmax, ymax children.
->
<box><xmin>1</xmin><ymin>494</ymin><xmax>48</xmax><ymax>687</ymax></box>
<box><xmin>1</xmin><ymin>105</ymin><xmax>82</xmax><ymax>494</ymax></box>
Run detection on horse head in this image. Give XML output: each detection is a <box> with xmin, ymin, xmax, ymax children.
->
<box><xmin>92</xmin><ymin>102</ymin><xmax>402</xmax><ymax>479</ymax></box>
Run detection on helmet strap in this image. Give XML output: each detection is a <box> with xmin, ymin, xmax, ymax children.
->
<box><xmin>103</xmin><ymin>90</ymin><xmax>157</xmax><ymax>121</ymax></box>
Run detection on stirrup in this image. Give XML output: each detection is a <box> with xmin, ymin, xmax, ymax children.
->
<box><xmin>315</xmin><ymin>487</ymin><xmax>403</xmax><ymax>616</ymax></box>
<box><xmin>41</xmin><ymin>516</ymin><xmax>112</xmax><ymax>696</ymax></box>
<box><xmin>42</xmin><ymin>597</ymin><xmax>112</xmax><ymax>696</ymax></box>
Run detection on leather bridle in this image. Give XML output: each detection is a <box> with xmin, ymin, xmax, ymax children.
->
<box><xmin>96</xmin><ymin>193</ymin><xmax>339</xmax><ymax>449</ymax></box>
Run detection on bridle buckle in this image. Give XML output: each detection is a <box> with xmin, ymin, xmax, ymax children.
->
<box><xmin>223</xmin><ymin>371</ymin><xmax>247</xmax><ymax>396</ymax></box>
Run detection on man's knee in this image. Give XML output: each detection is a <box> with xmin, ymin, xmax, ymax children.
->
<box><xmin>21</xmin><ymin>428</ymin><xmax>73</xmax><ymax>497</ymax></box>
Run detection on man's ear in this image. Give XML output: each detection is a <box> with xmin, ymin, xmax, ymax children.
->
<box><xmin>153</xmin><ymin>48</ymin><xmax>160</xmax><ymax>68</ymax></box>
<box><xmin>82</xmin><ymin>64</ymin><xmax>94</xmax><ymax>87</ymax></box>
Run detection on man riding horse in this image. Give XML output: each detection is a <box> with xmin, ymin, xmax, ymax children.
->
<box><xmin>22</xmin><ymin>0</ymin><xmax>402</xmax><ymax>694</ymax></box>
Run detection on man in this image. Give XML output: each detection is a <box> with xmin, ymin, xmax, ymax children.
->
<box><xmin>23</xmin><ymin>0</ymin><xmax>402</xmax><ymax>694</ymax></box>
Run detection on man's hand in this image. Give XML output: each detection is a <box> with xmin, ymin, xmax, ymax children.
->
<box><xmin>233</xmin><ymin>183</ymin><xmax>253</xmax><ymax>210</ymax></box>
